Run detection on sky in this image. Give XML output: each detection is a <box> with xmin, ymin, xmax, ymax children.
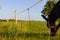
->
<box><xmin>0</xmin><ymin>0</ymin><xmax>47</xmax><ymax>21</ymax></box>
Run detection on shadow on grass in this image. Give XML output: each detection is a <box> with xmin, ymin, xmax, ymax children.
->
<box><xmin>17</xmin><ymin>32</ymin><xmax>50</xmax><ymax>38</ymax></box>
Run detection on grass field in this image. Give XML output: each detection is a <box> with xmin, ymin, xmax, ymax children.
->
<box><xmin>0</xmin><ymin>21</ymin><xmax>60</xmax><ymax>40</ymax></box>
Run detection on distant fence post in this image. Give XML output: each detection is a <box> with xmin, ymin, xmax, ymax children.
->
<box><xmin>14</xmin><ymin>10</ymin><xmax>18</xmax><ymax>25</ymax></box>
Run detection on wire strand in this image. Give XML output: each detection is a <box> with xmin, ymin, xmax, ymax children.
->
<box><xmin>19</xmin><ymin>0</ymin><xmax>42</xmax><ymax>14</ymax></box>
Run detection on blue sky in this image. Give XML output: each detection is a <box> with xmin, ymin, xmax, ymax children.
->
<box><xmin>0</xmin><ymin>0</ymin><xmax>47</xmax><ymax>21</ymax></box>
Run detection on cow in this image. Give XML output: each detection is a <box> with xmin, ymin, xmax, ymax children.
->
<box><xmin>41</xmin><ymin>0</ymin><xmax>60</xmax><ymax>36</ymax></box>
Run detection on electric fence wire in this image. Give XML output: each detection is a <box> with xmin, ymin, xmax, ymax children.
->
<box><xmin>19</xmin><ymin>0</ymin><xmax>42</xmax><ymax>14</ymax></box>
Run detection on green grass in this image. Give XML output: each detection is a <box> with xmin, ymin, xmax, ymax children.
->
<box><xmin>0</xmin><ymin>21</ymin><xmax>60</xmax><ymax>40</ymax></box>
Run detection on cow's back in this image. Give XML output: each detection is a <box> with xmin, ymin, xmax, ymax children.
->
<box><xmin>49</xmin><ymin>0</ymin><xmax>60</xmax><ymax>18</ymax></box>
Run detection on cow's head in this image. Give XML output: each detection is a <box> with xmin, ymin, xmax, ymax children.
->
<box><xmin>41</xmin><ymin>15</ymin><xmax>57</xmax><ymax>36</ymax></box>
<box><xmin>41</xmin><ymin>15</ymin><xmax>56</xmax><ymax>28</ymax></box>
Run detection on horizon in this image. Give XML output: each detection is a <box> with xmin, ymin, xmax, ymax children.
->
<box><xmin>0</xmin><ymin>18</ymin><xmax>45</xmax><ymax>21</ymax></box>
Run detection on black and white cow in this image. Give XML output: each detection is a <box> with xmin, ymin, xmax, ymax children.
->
<box><xmin>41</xmin><ymin>0</ymin><xmax>60</xmax><ymax>36</ymax></box>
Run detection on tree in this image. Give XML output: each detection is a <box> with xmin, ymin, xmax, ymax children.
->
<box><xmin>41</xmin><ymin>0</ymin><xmax>57</xmax><ymax>16</ymax></box>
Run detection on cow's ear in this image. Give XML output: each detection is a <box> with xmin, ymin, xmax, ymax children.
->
<box><xmin>41</xmin><ymin>15</ymin><xmax>48</xmax><ymax>21</ymax></box>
